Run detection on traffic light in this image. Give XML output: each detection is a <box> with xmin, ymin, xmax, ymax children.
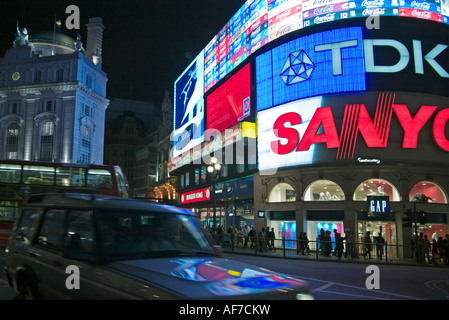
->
<box><xmin>403</xmin><ymin>209</ymin><xmax>412</xmax><ymax>227</ymax></box>
<box><xmin>418</xmin><ymin>210</ymin><xmax>428</xmax><ymax>225</ymax></box>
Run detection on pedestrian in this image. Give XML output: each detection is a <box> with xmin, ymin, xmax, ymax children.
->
<box><xmin>318</xmin><ymin>228</ymin><xmax>325</xmax><ymax>255</ymax></box>
<box><xmin>323</xmin><ymin>230</ymin><xmax>332</xmax><ymax>256</ymax></box>
<box><xmin>243</xmin><ymin>225</ymin><xmax>249</xmax><ymax>248</ymax></box>
<box><xmin>443</xmin><ymin>234</ymin><xmax>449</xmax><ymax>266</ymax></box>
<box><xmin>217</xmin><ymin>226</ymin><xmax>223</xmax><ymax>245</ymax></box>
<box><xmin>431</xmin><ymin>239</ymin><xmax>440</xmax><ymax>264</ymax></box>
<box><xmin>423</xmin><ymin>234</ymin><xmax>431</xmax><ymax>263</ymax></box>
<box><xmin>259</xmin><ymin>228</ymin><xmax>267</xmax><ymax>252</ymax></box>
<box><xmin>334</xmin><ymin>229</ymin><xmax>345</xmax><ymax>259</ymax></box>
<box><xmin>375</xmin><ymin>232</ymin><xmax>385</xmax><ymax>260</ymax></box>
<box><xmin>302</xmin><ymin>232</ymin><xmax>310</xmax><ymax>255</ymax></box>
<box><xmin>268</xmin><ymin>227</ymin><xmax>276</xmax><ymax>251</ymax></box>
<box><xmin>363</xmin><ymin>231</ymin><xmax>372</xmax><ymax>259</ymax></box>
<box><xmin>297</xmin><ymin>232</ymin><xmax>304</xmax><ymax>254</ymax></box>
<box><xmin>249</xmin><ymin>227</ymin><xmax>255</xmax><ymax>249</ymax></box>
<box><xmin>345</xmin><ymin>231</ymin><xmax>356</xmax><ymax>259</ymax></box>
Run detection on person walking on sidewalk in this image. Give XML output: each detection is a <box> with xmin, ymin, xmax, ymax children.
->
<box><xmin>363</xmin><ymin>231</ymin><xmax>372</xmax><ymax>259</ymax></box>
<box><xmin>268</xmin><ymin>227</ymin><xmax>276</xmax><ymax>251</ymax></box>
<box><xmin>334</xmin><ymin>229</ymin><xmax>346</xmax><ymax>259</ymax></box>
<box><xmin>375</xmin><ymin>232</ymin><xmax>385</xmax><ymax>260</ymax></box>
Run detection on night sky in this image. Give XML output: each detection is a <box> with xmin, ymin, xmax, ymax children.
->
<box><xmin>0</xmin><ymin>0</ymin><xmax>245</xmax><ymax>105</ymax></box>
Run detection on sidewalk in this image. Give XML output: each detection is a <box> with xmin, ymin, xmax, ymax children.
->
<box><xmin>222</xmin><ymin>245</ymin><xmax>448</xmax><ymax>268</ymax></box>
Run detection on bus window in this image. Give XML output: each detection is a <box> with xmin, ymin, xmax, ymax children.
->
<box><xmin>0</xmin><ymin>200</ymin><xmax>18</xmax><ymax>221</ymax></box>
<box><xmin>0</xmin><ymin>164</ymin><xmax>21</xmax><ymax>183</ymax></box>
<box><xmin>87</xmin><ymin>169</ymin><xmax>112</xmax><ymax>189</ymax></box>
<box><xmin>56</xmin><ymin>167</ymin><xmax>86</xmax><ymax>187</ymax></box>
<box><xmin>23</xmin><ymin>165</ymin><xmax>55</xmax><ymax>185</ymax></box>
<box><xmin>114</xmin><ymin>167</ymin><xmax>129</xmax><ymax>198</ymax></box>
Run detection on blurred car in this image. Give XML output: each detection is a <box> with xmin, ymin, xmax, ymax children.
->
<box><xmin>4</xmin><ymin>193</ymin><xmax>313</xmax><ymax>300</ymax></box>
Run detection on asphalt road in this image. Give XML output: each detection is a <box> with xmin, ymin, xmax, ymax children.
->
<box><xmin>224</xmin><ymin>252</ymin><xmax>449</xmax><ymax>300</ymax></box>
<box><xmin>2</xmin><ymin>253</ymin><xmax>449</xmax><ymax>301</ymax></box>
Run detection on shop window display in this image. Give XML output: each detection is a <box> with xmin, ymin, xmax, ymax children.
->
<box><xmin>268</xmin><ymin>183</ymin><xmax>296</xmax><ymax>203</ymax></box>
<box><xmin>409</xmin><ymin>181</ymin><xmax>448</xmax><ymax>204</ymax></box>
<box><xmin>353</xmin><ymin>179</ymin><xmax>400</xmax><ymax>201</ymax></box>
<box><xmin>304</xmin><ymin>179</ymin><xmax>345</xmax><ymax>201</ymax></box>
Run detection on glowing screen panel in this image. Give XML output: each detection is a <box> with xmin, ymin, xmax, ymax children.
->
<box><xmin>207</xmin><ymin>63</ymin><xmax>251</xmax><ymax>134</ymax></box>
<box><xmin>256</xmin><ymin>26</ymin><xmax>366</xmax><ymax>111</ymax></box>
<box><xmin>173</xmin><ymin>50</ymin><xmax>205</xmax><ymax>158</ymax></box>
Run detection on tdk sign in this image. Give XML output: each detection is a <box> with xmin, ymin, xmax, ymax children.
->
<box><xmin>256</xmin><ymin>26</ymin><xmax>449</xmax><ymax>111</ymax></box>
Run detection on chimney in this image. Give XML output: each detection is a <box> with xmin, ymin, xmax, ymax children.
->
<box><xmin>85</xmin><ymin>17</ymin><xmax>104</xmax><ymax>68</ymax></box>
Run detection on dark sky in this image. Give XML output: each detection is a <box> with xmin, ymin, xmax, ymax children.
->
<box><xmin>0</xmin><ymin>0</ymin><xmax>245</xmax><ymax>105</ymax></box>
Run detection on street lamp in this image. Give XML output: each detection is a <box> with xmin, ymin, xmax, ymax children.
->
<box><xmin>207</xmin><ymin>157</ymin><xmax>221</xmax><ymax>236</ymax></box>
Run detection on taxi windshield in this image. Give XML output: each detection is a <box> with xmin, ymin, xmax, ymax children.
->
<box><xmin>95</xmin><ymin>210</ymin><xmax>213</xmax><ymax>261</ymax></box>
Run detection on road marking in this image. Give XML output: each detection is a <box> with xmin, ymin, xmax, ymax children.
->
<box><xmin>311</xmin><ymin>282</ymin><xmax>335</xmax><ymax>293</ymax></box>
<box><xmin>425</xmin><ymin>280</ymin><xmax>449</xmax><ymax>297</ymax></box>
<box><xmin>298</xmin><ymin>275</ymin><xmax>424</xmax><ymax>300</ymax></box>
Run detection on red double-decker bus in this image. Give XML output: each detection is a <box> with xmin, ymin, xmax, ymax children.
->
<box><xmin>0</xmin><ymin>160</ymin><xmax>129</xmax><ymax>244</ymax></box>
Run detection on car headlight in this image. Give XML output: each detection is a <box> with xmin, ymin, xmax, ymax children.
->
<box><xmin>296</xmin><ymin>292</ymin><xmax>315</xmax><ymax>300</ymax></box>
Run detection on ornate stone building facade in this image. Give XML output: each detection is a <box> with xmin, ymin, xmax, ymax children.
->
<box><xmin>0</xmin><ymin>18</ymin><xmax>108</xmax><ymax>164</ymax></box>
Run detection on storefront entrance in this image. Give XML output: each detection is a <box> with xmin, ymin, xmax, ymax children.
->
<box><xmin>357</xmin><ymin>221</ymin><xmax>397</xmax><ymax>245</ymax></box>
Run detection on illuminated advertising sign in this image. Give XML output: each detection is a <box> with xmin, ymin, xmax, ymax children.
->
<box><xmin>207</xmin><ymin>63</ymin><xmax>251</xmax><ymax>135</ymax></box>
<box><xmin>302</xmin><ymin>1</ymin><xmax>348</xmax><ymax>20</ymax></box>
<box><xmin>302</xmin><ymin>0</ymin><xmax>348</xmax><ymax>11</ymax></box>
<box><xmin>367</xmin><ymin>196</ymin><xmax>390</xmax><ymax>215</ymax></box>
<box><xmin>256</xmin><ymin>26</ymin><xmax>366</xmax><ymax>111</ymax></box>
<box><xmin>179</xmin><ymin>0</ymin><xmax>447</xmax><ymax>95</ymax></box>
<box><xmin>268</xmin><ymin>0</ymin><xmax>303</xmax><ymax>42</ymax></box>
<box><xmin>180</xmin><ymin>187</ymin><xmax>211</xmax><ymax>204</ymax></box>
<box><xmin>256</xmin><ymin>20</ymin><xmax>449</xmax><ymax>111</ymax></box>
<box><xmin>398</xmin><ymin>7</ymin><xmax>443</xmax><ymax>22</ymax></box>
<box><xmin>173</xmin><ymin>51</ymin><xmax>204</xmax><ymax>158</ymax></box>
<box><xmin>258</xmin><ymin>96</ymin><xmax>323</xmax><ymax>171</ymax></box>
<box><xmin>258</xmin><ymin>92</ymin><xmax>449</xmax><ymax>172</ymax></box>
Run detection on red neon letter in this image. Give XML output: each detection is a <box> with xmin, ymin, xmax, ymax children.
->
<box><xmin>297</xmin><ymin>107</ymin><xmax>340</xmax><ymax>151</ymax></box>
<box><xmin>433</xmin><ymin>109</ymin><xmax>449</xmax><ymax>151</ymax></box>
<box><xmin>393</xmin><ymin>104</ymin><xmax>437</xmax><ymax>148</ymax></box>
<box><xmin>356</xmin><ymin>104</ymin><xmax>387</xmax><ymax>147</ymax></box>
<box><xmin>271</xmin><ymin>112</ymin><xmax>301</xmax><ymax>155</ymax></box>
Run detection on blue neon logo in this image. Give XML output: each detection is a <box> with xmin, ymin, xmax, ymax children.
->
<box><xmin>280</xmin><ymin>49</ymin><xmax>315</xmax><ymax>85</ymax></box>
<box><xmin>256</xmin><ymin>27</ymin><xmax>366</xmax><ymax>111</ymax></box>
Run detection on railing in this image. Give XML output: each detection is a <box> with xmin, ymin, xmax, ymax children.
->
<box><xmin>220</xmin><ymin>235</ymin><xmax>446</xmax><ymax>265</ymax></box>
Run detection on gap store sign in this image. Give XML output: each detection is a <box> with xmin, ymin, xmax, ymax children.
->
<box><xmin>256</xmin><ymin>23</ymin><xmax>449</xmax><ymax>111</ymax></box>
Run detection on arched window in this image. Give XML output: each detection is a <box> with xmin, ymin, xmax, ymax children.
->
<box><xmin>39</xmin><ymin>121</ymin><xmax>54</xmax><ymax>161</ymax></box>
<box><xmin>353</xmin><ymin>178</ymin><xmax>400</xmax><ymax>201</ymax></box>
<box><xmin>409</xmin><ymin>181</ymin><xmax>448</xmax><ymax>204</ymax></box>
<box><xmin>268</xmin><ymin>183</ymin><xmax>296</xmax><ymax>202</ymax></box>
<box><xmin>6</xmin><ymin>122</ymin><xmax>19</xmax><ymax>159</ymax></box>
<box><xmin>304</xmin><ymin>179</ymin><xmax>345</xmax><ymax>201</ymax></box>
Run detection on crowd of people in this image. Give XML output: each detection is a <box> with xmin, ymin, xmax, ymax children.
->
<box><xmin>205</xmin><ymin>225</ymin><xmax>277</xmax><ymax>252</ymax></box>
<box><xmin>204</xmin><ymin>224</ymin><xmax>449</xmax><ymax>266</ymax></box>
<box><xmin>411</xmin><ymin>232</ymin><xmax>449</xmax><ymax>265</ymax></box>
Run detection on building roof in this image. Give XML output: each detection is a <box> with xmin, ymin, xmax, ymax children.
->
<box><xmin>28</xmin><ymin>30</ymin><xmax>84</xmax><ymax>54</ymax></box>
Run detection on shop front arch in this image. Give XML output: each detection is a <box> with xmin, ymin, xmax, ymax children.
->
<box><xmin>353</xmin><ymin>178</ymin><xmax>400</xmax><ymax>201</ymax></box>
<box><xmin>268</xmin><ymin>182</ymin><xmax>296</xmax><ymax>203</ymax></box>
<box><xmin>409</xmin><ymin>181</ymin><xmax>448</xmax><ymax>204</ymax></box>
<box><xmin>304</xmin><ymin>179</ymin><xmax>345</xmax><ymax>201</ymax></box>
